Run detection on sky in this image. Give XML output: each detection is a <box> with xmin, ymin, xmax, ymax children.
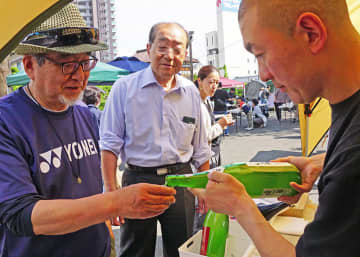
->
<box><xmin>114</xmin><ymin>0</ymin><xmax>218</xmax><ymax>64</ymax></box>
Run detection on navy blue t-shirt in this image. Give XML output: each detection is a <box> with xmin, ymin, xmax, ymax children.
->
<box><xmin>296</xmin><ymin>90</ymin><xmax>360</xmax><ymax>256</ymax></box>
<box><xmin>0</xmin><ymin>88</ymin><xmax>110</xmax><ymax>257</ymax></box>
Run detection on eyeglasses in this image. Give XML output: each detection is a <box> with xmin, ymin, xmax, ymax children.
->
<box><xmin>43</xmin><ymin>55</ymin><xmax>98</xmax><ymax>75</ymax></box>
<box><xmin>22</xmin><ymin>27</ymin><xmax>99</xmax><ymax>48</ymax></box>
<box><xmin>154</xmin><ymin>45</ymin><xmax>186</xmax><ymax>56</ymax></box>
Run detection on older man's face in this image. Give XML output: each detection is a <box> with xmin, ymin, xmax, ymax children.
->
<box><xmin>27</xmin><ymin>52</ymin><xmax>91</xmax><ymax>110</ymax></box>
<box><xmin>147</xmin><ymin>24</ymin><xmax>187</xmax><ymax>84</ymax></box>
<box><xmin>239</xmin><ymin>8</ymin><xmax>321</xmax><ymax>104</ymax></box>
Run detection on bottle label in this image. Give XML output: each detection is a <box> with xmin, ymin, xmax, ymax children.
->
<box><xmin>224</xmin><ymin>162</ymin><xmax>298</xmax><ymax>173</ymax></box>
<box><xmin>246</xmin><ymin>162</ymin><xmax>293</xmax><ymax>167</ymax></box>
<box><xmin>206</xmin><ymin>166</ymin><xmax>225</xmax><ymax>173</ymax></box>
<box><xmin>200</xmin><ymin>226</ymin><xmax>210</xmax><ymax>255</ymax></box>
<box><xmin>261</xmin><ymin>188</ymin><xmax>293</xmax><ymax>197</ymax></box>
<box><xmin>184</xmin><ymin>167</ymin><xmax>225</xmax><ymax>177</ymax></box>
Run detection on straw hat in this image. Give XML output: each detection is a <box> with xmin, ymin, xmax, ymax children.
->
<box><xmin>15</xmin><ymin>3</ymin><xmax>108</xmax><ymax>55</ymax></box>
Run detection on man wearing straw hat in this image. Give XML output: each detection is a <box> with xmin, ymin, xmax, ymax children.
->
<box><xmin>0</xmin><ymin>4</ymin><xmax>176</xmax><ymax>257</ymax></box>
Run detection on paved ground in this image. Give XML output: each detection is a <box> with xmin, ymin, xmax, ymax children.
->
<box><xmin>112</xmin><ymin>111</ymin><xmax>326</xmax><ymax>256</ymax></box>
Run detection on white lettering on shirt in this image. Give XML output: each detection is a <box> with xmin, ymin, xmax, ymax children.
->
<box><xmin>64</xmin><ymin>144</ymin><xmax>73</xmax><ymax>162</ymax></box>
<box><xmin>40</xmin><ymin>138</ymin><xmax>98</xmax><ymax>173</ymax></box>
<box><xmin>81</xmin><ymin>139</ymin><xmax>90</xmax><ymax>157</ymax></box>
<box><xmin>72</xmin><ymin>142</ymin><xmax>84</xmax><ymax>160</ymax></box>
<box><xmin>87</xmin><ymin>139</ymin><xmax>98</xmax><ymax>155</ymax></box>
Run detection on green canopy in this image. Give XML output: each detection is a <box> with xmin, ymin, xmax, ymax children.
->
<box><xmin>6</xmin><ymin>61</ymin><xmax>129</xmax><ymax>86</ymax></box>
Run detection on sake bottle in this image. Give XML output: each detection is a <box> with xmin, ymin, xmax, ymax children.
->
<box><xmin>200</xmin><ymin>210</ymin><xmax>229</xmax><ymax>257</ymax></box>
<box><xmin>165</xmin><ymin>162</ymin><xmax>301</xmax><ymax>198</ymax></box>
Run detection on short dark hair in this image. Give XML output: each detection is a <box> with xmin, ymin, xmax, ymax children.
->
<box><xmin>148</xmin><ymin>22</ymin><xmax>189</xmax><ymax>48</ymax></box>
<box><xmin>238</xmin><ymin>0</ymin><xmax>349</xmax><ymax>35</ymax></box>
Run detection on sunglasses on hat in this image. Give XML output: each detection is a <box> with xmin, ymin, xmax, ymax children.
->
<box><xmin>22</xmin><ymin>27</ymin><xmax>99</xmax><ymax>48</ymax></box>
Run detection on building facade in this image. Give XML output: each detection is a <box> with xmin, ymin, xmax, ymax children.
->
<box><xmin>206</xmin><ymin>0</ymin><xmax>258</xmax><ymax>79</ymax></box>
<box><xmin>73</xmin><ymin>0</ymin><xmax>117</xmax><ymax>62</ymax></box>
<box><xmin>206</xmin><ymin>31</ymin><xmax>219</xmax><ymax>67</ymax></box>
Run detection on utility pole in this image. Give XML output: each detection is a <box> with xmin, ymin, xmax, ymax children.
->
<box><xmin>189</xmin><ymin>31</ymin><xmax>194</xmax><ymax>81</ymax></box>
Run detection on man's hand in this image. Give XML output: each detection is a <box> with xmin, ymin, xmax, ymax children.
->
<box><xmin>115</xmin><ymin>183</ymin><xmax>176</xmax><ymax>219</ymax></box>
<box><xmin>272</xmin><ymin>153</ymin><xmax>325</xmax><ymax>204</ymax></box>
<box><xmin>188</xmin><ymin>188</ymin><xmax>208</xmax><ymax>214</ymax></box>
<box><xmin>205</xmin><ymin>171</ymin><xmax>253</xmax><ymax>218</ymax></box>
<box><xmin>110</xmin><ymin>216</ymin><xmax>125</xmax><ymax>226</ymax></box>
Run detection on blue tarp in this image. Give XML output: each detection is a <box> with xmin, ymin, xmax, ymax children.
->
<box><xmin>108</xmin><ymin>56</ymin><xmax>149</xmax><ymax>73</ymax></box>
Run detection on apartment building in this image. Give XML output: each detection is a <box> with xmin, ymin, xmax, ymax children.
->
<box><xmin>73</xmin><ymin>0</ymin><xmax>117</xmax><ymax>62</ymax></box>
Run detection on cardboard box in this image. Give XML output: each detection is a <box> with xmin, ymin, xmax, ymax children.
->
<box><xmin>179</xmin><ymin>200</ymin><xmax>316</xmax><ymax>257</ymax></box>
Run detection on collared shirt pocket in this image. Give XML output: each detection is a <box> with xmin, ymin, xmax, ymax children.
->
<box><xmin>176</xmin><ymin>122</ymin><xmax>195</xmax><ymax>151</ymax></box>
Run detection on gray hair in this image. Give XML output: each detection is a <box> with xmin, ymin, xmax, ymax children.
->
<box><xmin>32</xmin><ymin>54</ymin><xmax>46</xmax><ymax>66</ymax></box>
<box><xmin>148</xmin><ymin>22</ymin><xmax>189</xmax><ymax>48</ymax></box>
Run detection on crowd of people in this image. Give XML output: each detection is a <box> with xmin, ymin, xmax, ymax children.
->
<box><xmin>1</xmin><ymin>0</ymin><xmax>360</xmax><ymax>257</ymax></box>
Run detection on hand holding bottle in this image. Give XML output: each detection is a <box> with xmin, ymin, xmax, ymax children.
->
<box><xmin>166</xmin><ymin>162</ymin><xmax>300</xmax><ymax>197</ymax></box>
<box><xmin>189</xmin><ymin>188</ymin><xmax>208</xmax><ymax>214</ymax></box>
<box><xmin>205</xmin><ymin>171</ymin><xmax>254</xmax><ymax>218</ymax></box>
<box><xmin>272</xmin><ymin>153</ymin><xmax>325</xmax><ymax>204</ymax></box>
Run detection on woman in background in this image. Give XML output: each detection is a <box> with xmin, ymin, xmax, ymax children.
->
<box><xmin>195</xmin><ymin>65</ymin><xmax>233</xmax><ymax>168</ymax></box>
<box><xmin>193</xmin><ymin>65</ymin><xmax>233</xmax><ymax>232</ymax></box>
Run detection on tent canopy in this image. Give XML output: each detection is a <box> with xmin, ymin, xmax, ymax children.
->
<box><xmin>244</xmin><ymin>80</ymin><xmax>266</xmax><ymax>100</ymax></box>
<box><xmin>0</xmin><ymin>0</ymin><xmax>72</xmax><ymax>62</ymax></box>
<box><xmin>220</xmin><ymin>77</ymin><xmax>244</xmax><ymax>88</ymax></box>
<box><xmin>108</xmin><ymin>56</ymin><xmax>149</xmax><ymax>73</ymax></box>
<box><xmin>299</xmin><ymin>98</ymin><xmax>331</xmax><ymax>156</ymax></box>
<box><xmin>6</xmin><ymin>62</ymin><xmax>129</xmax><ymax>86</ymax></box>
<box><xmin>88</xmin><ymin>62</ymin><xmax>129</xmax><ymax>85</ymax></box>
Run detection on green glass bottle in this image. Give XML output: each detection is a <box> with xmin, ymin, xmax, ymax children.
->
<box><xmin>165</xmin><ymin>162</ymin><xmax>301</xmax><ymax>198</ymax></box>
<box><xmin>200</xmin><ymin>210</ymin><xmax>229</xmax><ymax>257</ymax></box>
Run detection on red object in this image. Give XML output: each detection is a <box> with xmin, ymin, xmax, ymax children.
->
<box><xmin>216</xmin><ymin>0</ymin><xmax>222</xmax><ymax>8</ymax></box>
<box><xmin>200</xmin><ymin>226</ymin><xmax>210</xmax><ymax>255</ymax></box>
